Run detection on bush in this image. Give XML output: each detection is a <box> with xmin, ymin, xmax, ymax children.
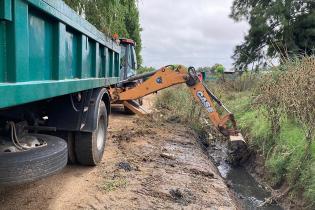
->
<box><xmin>266</xmin><ymin>145</ymin><xmax>290</xmax><ymax>186</ymax></box>
<box><xmin>257</xmin><ymin>57</ymin><xmax>315</xmax><ymax>149</ymax></box>
<box><xmin>223</xmin><ymin>72</ymin><xmax>259</xmax><ymax>92</ymax></box>
<box><xmin>243</xmin><ymin>57</ymin><xmax>315</xmax><ymax>205</ymax></box>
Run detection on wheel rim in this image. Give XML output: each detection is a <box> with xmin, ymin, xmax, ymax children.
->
<box><xmin>0</xmin><ymin>135</ymin><xmax>47</xmax><ymax>153</ymax></box>
<box><xmin>96</xmin><ymin>116</ymin><xmax>106</xmax><ymax>151</ymax></box>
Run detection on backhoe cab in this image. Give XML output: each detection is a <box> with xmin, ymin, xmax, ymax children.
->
<box><xmin>119</xmin><ymin>38</ymin><xmax>138</xmax><ymax>80</ymax></box>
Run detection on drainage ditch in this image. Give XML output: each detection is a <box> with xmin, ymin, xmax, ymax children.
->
<box><xmin>206</xmin><ymin>139</ymin><xmax>283</xmax><ymax>210</ymax></box>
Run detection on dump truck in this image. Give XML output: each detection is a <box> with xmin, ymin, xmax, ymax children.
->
<box><xmin>0</xmin><ymin>0</ymin><xmax>243</xmax><ymax>186</ymax></box>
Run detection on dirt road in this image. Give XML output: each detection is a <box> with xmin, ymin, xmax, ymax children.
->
<box><xmin>0</xmin><ymin>97</ymin><xmax>238</xmax><ymax>210</ymax></box>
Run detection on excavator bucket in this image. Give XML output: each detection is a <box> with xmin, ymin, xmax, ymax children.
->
<box><xmin>229</xmin><ymin>133</ymin><xmax>248</xmax><ymax>164</ymax></box>
<box><xmin>229</xmin><ymin>133</ymin><xmax>245</xmax><ymax>143</ymax></box>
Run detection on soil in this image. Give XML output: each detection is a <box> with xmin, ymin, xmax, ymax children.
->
<box><xmin>0</xmin><ymin>96</ymin><xmax>239</xmax><ymax>210</ymax></box>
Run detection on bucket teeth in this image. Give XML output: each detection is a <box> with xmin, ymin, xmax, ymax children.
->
<box><xmin>229</xmin><ymin>133</ymin><xmax>245</xmax><ymax>143</ymax></box>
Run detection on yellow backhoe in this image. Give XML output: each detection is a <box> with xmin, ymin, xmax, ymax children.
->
<box><xmin>109</xmin><ymin>65</ymin><xmax>244</xmax><ymax>143</ymax></box>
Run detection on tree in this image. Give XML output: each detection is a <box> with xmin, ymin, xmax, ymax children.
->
<box><xmin>210</xmin><ymin>64</ymin><xmax>224</xmax><ymax>73</ymax></box>
<box><xmin>64</xmin><ymin>0</ymin><xmax>142</xmax><ymax>66</ymax></box>
<box><xmin>210</xmin><ymin>64</ymin><xmax>225</xmax><ymax>81</ymax></box>
<box><xmin>230</xmin><ymin>0</ymin><xmax>315</xmax><ymax>69</ymax></box>
<box><xmin>214</xmin><ymin>64</ymin><xmax>225</xmax><ymax>74</ymax></box>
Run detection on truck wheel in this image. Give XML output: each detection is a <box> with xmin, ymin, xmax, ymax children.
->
<box><xmin>0</xmin><ymin>134</ymin><xmax>68</xmax><ymax>186</ymax></box>
<box><xmin>75</xmin><ymin>101</ymin><xmax>107</xmax><ymax>166</ymax></box>
<box><xmin>55</xmin><ymin>131</ymin><xmax>77</xmax><ymax>164</ymax></box>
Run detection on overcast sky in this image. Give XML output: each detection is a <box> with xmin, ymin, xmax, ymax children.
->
<box><xmin>138</xmin><ymin>0</ymin><xmax>248</xmax><ymax>69</ymax></box>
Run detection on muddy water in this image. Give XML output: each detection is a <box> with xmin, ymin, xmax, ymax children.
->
<box><xmin>207</xmin><ymin>140</ymin><xmax>283</xmax><ymax>210</ymax></box>
<box><xmin>226</xmin><ymin>167</ymin><xmax>282</xmax><ymax>210</ymax></box>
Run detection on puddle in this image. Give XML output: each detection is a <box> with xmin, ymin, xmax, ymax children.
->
<box><xmin>207</xmin><ymin>140</ymin><xmax>283</xmax><ymax>210</ymax></box>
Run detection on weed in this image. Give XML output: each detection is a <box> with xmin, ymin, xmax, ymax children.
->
<box><xmin>266</xmin><ymin>145</ymin><xmax>290</xmax><ymax>186</ymax></box>
<box><xmin>155</xmin><ymin>85</ymin><xmax>204</xmax><ymax>128</ymax></box>
<box><xmin>102</xmin><ymin>178</ymin><xmax>128</xmax><ymax>192</ymax></box>
<box><xmin>220</xmin><ymin>71</ymin><xmax>259</xmax><ymax>92</ymax></box>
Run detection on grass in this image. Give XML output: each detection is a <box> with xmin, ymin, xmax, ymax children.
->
<box><xmin>102</xmin><ymin>178</ymin><xmax>128</xmax><ymax>192</ymax></box>
<box><xmin>155</xmin><ymin>85</ymin><xmax>203</xmax><ymax>128</ymax></box>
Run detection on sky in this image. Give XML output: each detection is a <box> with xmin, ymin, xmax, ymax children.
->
<box><xmin>138</xmin><ymin>0</ymin><xmax>249</xmax><ymax>70</ymax></box>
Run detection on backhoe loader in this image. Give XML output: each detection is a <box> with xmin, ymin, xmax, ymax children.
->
<box><xmin>109</xmin><ymin>64</ymin><xmax>244</xmax><ymax>143</ymax></box>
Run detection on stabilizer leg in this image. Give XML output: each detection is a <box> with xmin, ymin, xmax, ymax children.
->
<box><xmin>123</xmin><ymin>100</ymin><xmax>149</xmax><ymax>116</ymax></box>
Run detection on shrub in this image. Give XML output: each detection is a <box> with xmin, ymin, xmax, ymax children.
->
<box><xmin>229</xmin><ymin>72</ymin><xmax>259</xmax><ymax>92</ymax></box>
<box><xmin>253</xmin><ymin>56</ymin><xmax>315</xmax><ymax>204</ymax></box>
<box><xmin>257</xmin><ymin>57</ymin><xmax>315</xmax><ymax>158</ymax></box>
<box><xmin>155</xmin><ymin>85</ymin><xmax>203</xmax><ymax>125</ymax></box>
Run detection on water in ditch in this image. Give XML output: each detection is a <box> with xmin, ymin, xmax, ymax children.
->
<box><xmin>207</xmin><ymin>140</ymin><xmax>283</xmax><ymax>210</ymax></box>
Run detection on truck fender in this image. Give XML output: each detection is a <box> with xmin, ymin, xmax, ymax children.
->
<box><xmin>80</xmin><ymin>88</ymin><xmax>110</xmax><ymax>132</ymax></box>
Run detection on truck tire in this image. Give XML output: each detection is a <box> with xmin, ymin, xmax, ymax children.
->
<box><xmin>54</xmin><ymin>131</ymin><xmax>77</xmax><ymax>164</ymax></box>
<box><xmin>75</xmin><ymin>101</ymin><xmax>107</xmax><ymax>166</ymax></box>
<box><xmin>0</xmin><ymin>134</ymin><xmax>68</xmax><ymax>186</ymax></box>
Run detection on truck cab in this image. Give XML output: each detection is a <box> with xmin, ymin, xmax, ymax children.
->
<box><xmin>119</xmin><ymin>38</ymin><xmax>138</xmax><ymax>80</ymax></box>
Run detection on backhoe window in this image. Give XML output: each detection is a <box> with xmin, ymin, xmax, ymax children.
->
<box><xmin>127</xmin><ymin>45</ymin><xmax>132</xmax><ymax>68</ymax></box>
<box><xmin>120</xmin><ymin>45</ymin><xmax>127</xmax><ymax>68</ymax></box>
<box><xmin>131</xmin><ymin>46</ymin><xmax>137</xmax><ymax>70</ymax></box>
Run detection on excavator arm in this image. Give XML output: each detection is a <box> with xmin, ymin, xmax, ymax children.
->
<box><xmin>109</xmin><ymin>65</ymin><xmax>244</xmax><ymax>142</ymax></box>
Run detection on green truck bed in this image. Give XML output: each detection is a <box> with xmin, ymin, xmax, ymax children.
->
<box><xmin>0</xmin><ymin>0</ymin><xmax>121</xmax><ymax>109</ymax></box>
